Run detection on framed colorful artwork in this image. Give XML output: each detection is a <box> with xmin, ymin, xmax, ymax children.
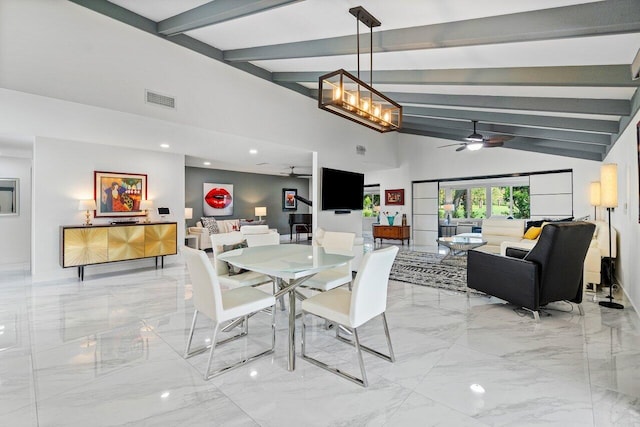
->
<box><xmin>385</xmin><ymin>189</ymin><xmax>404</xmax><ymax>205</ymax></box>
<box><xmin>282</xmin><ymin>188</ymin><xmax>297</xmax><ymax>210</ymax></box>
<box><xmin>203</xmin><ymin>183</ymin><xmax>234</xmax><ymax>216</ymax></box>
<box><xmin>94</xmin><ymin>171</ymin><xmax>147</xmax><ymax>218</ymax></box>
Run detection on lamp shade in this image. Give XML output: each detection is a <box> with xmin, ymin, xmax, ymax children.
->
<box><xmin>442</xmin><ymin>203</ymin><xmax>455</xmax><ymax>212</ymax></box>
<box><xmin>139</xmin><ymin>200</ymin><xmax>153</xmax><ymax>210</ymax></box>
<box><xmin>589</xmin><ymin>181</ymin><xmax>601</xmax><ymax>206</ymax></box>
<box><xmin>78</xmin><ymin>199</ymin><xmax>96</xmax><ymax>211</ymax></box>
<box><xmin>600</xmin><ymin>164</ymin><xmax>618</xmax><ymax>208</ymax></box>
<box><xmin>255</xmin><ymin>206</ymin><xmax>267</xmax><ymax>217</ymax></box>
<box><xmin>184</xmin><ymin>207</ymin><xmax>193</xmax><ymax>220</ymax></box>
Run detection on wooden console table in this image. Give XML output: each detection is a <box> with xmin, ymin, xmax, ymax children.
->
<box><xmin>373</xmin><ymin>225</ymin><xmax>410</xmax><ymax>245</ymax></box>
<box><xmin>60</xmin><ymin>222</ymin><xmax>177</xmax><ymax>280</ymax></box>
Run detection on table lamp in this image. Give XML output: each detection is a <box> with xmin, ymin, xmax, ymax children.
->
<box><xmin>78</xmin><ymin>199</ymin><xmax>96</xmax><ymax>226</ymax></box>
<box><xmin>140</xmin><ymin>200</ymin><xmax>153</xmax><ymax>223</ymax></box>
<box><xmin>185</xmin><ymin>207</ymin><xmax>193</xmax><ymax>231</ymax></box>
<box><xmin>255</xmin><ymin>206</ymin><xmax>267</xmax><ymax>221</ymax></box>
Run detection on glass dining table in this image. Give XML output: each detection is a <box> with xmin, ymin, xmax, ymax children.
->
<box><xmin>217</xmin><ymin>244</ymin><xmax>354</xmax><ymax>371</ymax></box>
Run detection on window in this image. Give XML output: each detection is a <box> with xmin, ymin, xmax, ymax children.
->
<box><xmin>362</xmin><ymin>189</ymin><xmax>380</xmax><ymax>218</ymax></box>
<box><xmin>470</xmin><ymin>187</ymin><xmax>487</xmax><ymax>218</ymax></box>
<box><xmin>439</xmin><ymin>178</ymin><xmax>530</xmax><ymax>220</ymax></box>
<box><xmin>452</xmin><ymin>189</ymin><xmax>468</xmax><ymax>218</ymax></box>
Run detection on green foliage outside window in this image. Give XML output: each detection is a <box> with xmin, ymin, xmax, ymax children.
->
<box><xmin>362</xmin><ymin>193</ymin><xmax>380</xmax><ymax>217</ymax></box>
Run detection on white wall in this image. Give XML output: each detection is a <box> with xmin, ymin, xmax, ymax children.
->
<box><xmin>32</xmin><ymin>137</ymin><xmax>185</xmax><ymax>282</ymax></box>
<box><xmin>366</xmin><ymin>133</ymin><xmax>602</xmax><ymax>246</ymax></box>
<box><xmin>601</xmin><ymin>110</ymin><xmax>640</xmax><ymax>312</ymax></box>
<box><xmin>0</xmin><ymin>155</ymin><xmax>31</xmax><ymax>268</ymax></box>
<box><xmin>0</xmin><ymin>0</ymin><xmax>398</xmax><ymax>174</ymax></box>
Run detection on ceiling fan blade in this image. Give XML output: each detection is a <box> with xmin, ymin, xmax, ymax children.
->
<box><xmin>483</xmin><ymin>141</ymin><xmax>504</xmax><ymax>148</ymax></box>
<box><xmin>456</xmin><ymin>145</ymin><xmax>467</xmax><ymax>152</ymax></box>
<box><xmin>484</xmin><ymin>135</ymin><xmax>513</xmax><ymax>143</ymax></box>
<box><xmin>438</xmin><ymin>143</ymin><xmax>464</xmax><ymax>148</ymax></box>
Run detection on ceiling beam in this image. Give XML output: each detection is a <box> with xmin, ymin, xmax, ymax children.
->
<box><xmin>309</xmin><ymin>88</ymin><xmax>630</xmax><ymax>116</ymax></box>
<box><xmin>382</xmin><ymin>92</ymin><xmax>630</xmax><ymax>116</ymax></box>
<box><xmin>402</xmin><ymin>117</ymin><xmax>611</xmax><ymax>145</ymax></box>
<box><xmin>275</xmin><ymin>65</ymin><xmax>639</xmax><ymax>87</ymax></box>
<box><xmin>158</xmin><ymin>0</ymin><xmax>303</xmax><ymax>36</ymax></box>
<box><xmin>224</xmin><ymin>0</ymin><xmax>640</xmax><ymax>61</ymax></box>
<box><xmin>68</xmin><ymin>0</ymin><xmax>313</xmax><ymax>99</ymax></box>
<box><xmin>503</xmin><ymin>140</ymin><xmax>604</xmax><ymax>161</ymax></box>
<box><xmin>402</xmin><ymin>106</ymin><xmax>620</xmax><ymax>134</ymax></box>
<box><xmin>399</xmin><ymin>126</ymin><xmax>604</xmax><ymax>161</ymax></box>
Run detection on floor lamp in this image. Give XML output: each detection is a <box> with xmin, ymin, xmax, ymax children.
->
<box><xmin>598</xmin><ymin>163</ymin><xmax>623</xmax><ymax>309</ymax></box>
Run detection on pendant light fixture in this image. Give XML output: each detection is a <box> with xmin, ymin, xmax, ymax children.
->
<box><xmin>318</xmin><ymin>6</ymin><xmax>402</xmax><ymax>132</ymax></box>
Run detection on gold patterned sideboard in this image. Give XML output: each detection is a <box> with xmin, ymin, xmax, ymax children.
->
<box><xmin>60</xmin><ymin>222</ymin><xmax>177</xmax><ymax>280</ymax></box>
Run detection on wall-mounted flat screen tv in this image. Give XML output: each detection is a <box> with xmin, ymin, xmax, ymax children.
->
<box><xmin>321</xmin><ymin>167</ymin><xmax>364</xmax><ymax>211</ymax></box>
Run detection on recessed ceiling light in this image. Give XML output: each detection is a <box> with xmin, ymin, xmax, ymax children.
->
<box><xmin>249</xmin><ymin>149</ymin><xmax>258</xmax><ymax>155</ymax></box>
<box><xmin>203</xmin><ymin>161</ymin><xmax>211</xmax><ymax>166</ymax></box>
<box><xmin>160</xmin><ymin>391</ymin><xmax>170</xmax><ymax>399</ymax></box>
<box><xmin>160</xmin><ymin>143</ymin><xmax>170</xmax><ymax>149</ymax></box>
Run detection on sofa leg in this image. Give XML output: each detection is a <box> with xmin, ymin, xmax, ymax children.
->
<box><xmin>532</xmin><ymin>311</ymin><xmax>540</xmax><ymax>321</ymax></box>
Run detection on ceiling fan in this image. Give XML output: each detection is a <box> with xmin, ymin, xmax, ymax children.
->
<box><xmin>281</xmin><ymin>166</ymin><xmax>312</xmax><ymax>178</ymax></box>
<box><xmin>438</xmin><ymin>120</ymin><xmax>512</xmax><ymax>152</ymax></box>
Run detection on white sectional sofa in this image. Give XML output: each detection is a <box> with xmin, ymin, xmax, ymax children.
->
<box><xmin>477</xmin><ymin>217</ymin><xmax>616</xmax><ymax>287</ymax></box>
<box><xmin>188</xmin><ymin>218</ymin><xmax>270</xmax><ymax>250</ymax></box>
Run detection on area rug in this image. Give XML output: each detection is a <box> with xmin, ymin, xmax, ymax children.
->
<box><xmin>390</xmin><ymin>250</ymin><xmax>481</xmax><ymax>294</ymax></box>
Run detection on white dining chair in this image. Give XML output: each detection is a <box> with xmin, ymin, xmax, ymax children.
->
<box><xmin>299</xmin><ymin>230</ymin><xmax>355</xmax><ymax>294</ymax></box>
<box><xmin>300</xmin><ymin>245</ymin><xmax>399</xmax><ymax>387</ymax></box>
<box><xmin>211</xmin><ymin>233</ymin><xmax>273</xmax><ymax>288</ymax></box>
<box><xmin>182</xmin><ymin>246</ymin><xmax>276</xmax><ymax>380</ymax></box>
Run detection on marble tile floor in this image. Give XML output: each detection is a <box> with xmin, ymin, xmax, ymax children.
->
<box><xmin>1</xmin><ymin>251</ymin><xmax>640</xmax><ymax>426</ymax></box>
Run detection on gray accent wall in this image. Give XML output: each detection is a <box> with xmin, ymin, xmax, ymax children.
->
<box><xmin>185</xmin><ymin>166</ymin><xmax>311</xmax><ymax>235</ymax></box>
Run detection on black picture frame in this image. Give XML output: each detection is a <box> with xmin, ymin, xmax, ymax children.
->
<box><xmin>282</xmin><ymin>188</ymin><xmax>297</xmax><ymax>211</ymax></box>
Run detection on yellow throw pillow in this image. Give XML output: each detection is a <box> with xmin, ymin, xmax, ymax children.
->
<box><xmin>523</xmin><ymin>226</ymin><xmax>541</xmax><ymax>240</ymax></box>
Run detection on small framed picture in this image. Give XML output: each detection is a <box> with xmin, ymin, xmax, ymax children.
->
<box><xmin>385</xmin><ymin>189</ymin><xmax>404</xmax><ymax>206</ymax></box>
<box><xmin>282</xmin><ymin>188</ymin><xmax>297</xmax><ymax>210</ymax></box>
<box><xmin>94</xmin><ymin>171</ymin><xmax>147</xmax><ymax>218</ymax></box>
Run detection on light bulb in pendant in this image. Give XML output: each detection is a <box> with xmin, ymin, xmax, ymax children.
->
<box><xmin>333</xmin><ymin>86</ymin><xmax>341</xmax><ymax>100</ymax></box>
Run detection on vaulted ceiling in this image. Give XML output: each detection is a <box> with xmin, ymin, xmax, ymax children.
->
<box><xmin>71</xmin><ymin>0</ymin><xmax>640</xmax><ymax>162</ymax></box>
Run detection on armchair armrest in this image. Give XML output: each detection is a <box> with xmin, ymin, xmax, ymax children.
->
<box><xmin>188</xmin><ymin>226</ymin><xmax>208</xmax><ymax>235</ymax></box>
<box><xmin>467</xmin><ymin>250</ymin><xmax>539</xmax><ymax>311</ymax></box>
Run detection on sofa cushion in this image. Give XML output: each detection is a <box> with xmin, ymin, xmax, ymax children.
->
<box><xmin>239</xmin><ymin>219</ymin><xmax>266</xmax><ymax>227</ymax></box>
<box><xmin>222</xmin><ymin>240</ymin><xmax>248</xmax><ymax>275</ymax></box>
<box><xmin>523</xmin><ymin>226</ymin><xmax>541</xmax><ymax>240</ymax></box>
<box><xmin>240</xmin><ymin>225</ymin><xmax>269</xmax><ymax>235</ymax></box>
<box><xmin>201</xmin><ymin>217</ymin><xmax>219</xmax><ymax>234</ymax></box>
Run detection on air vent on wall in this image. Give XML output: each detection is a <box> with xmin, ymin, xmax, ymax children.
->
<box><xmin>145</xmin><ymin>90</ymin><xmax>176</xmax><ymax>109</ymax></box>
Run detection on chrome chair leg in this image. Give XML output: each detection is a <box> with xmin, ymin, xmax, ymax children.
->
<box><xmin>352</xmin><ymin>328</ymin><xmax>369</xmax><ymax>387</ymax></box>
<box><xmin>577</xmin><ymin>303</ymin><xmax>585</xmax><ymax>316</ymax></box>
<box><xmin>302</xmin><ymin>312</ymin><xmax>393</xmax><ymax>387</ymax></box>
<box><xmin>204</xmin><ymin>323</ymin><xmax>221</xmax><ymax>380</ymax></box>
<box><xmin>184</xmin><ymin>309</ymin><xmax>199</xmax><ymax>358</ymax></box>
<box><xmin>186</xmin><ymin>306</ymin><xmax>276</xmax><ymax>380</ymax></box>
<box><xmin>381</xmin><ymin>312</ymin><xmax>396</xmax><ymax>363</ymax></box>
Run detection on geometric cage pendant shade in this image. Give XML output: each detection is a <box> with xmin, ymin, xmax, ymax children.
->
<box><xmin>318</xmin><ymin>69</ymin><xmax>402</xmax><ymax>132</ymax></box>
<box><xmin>317</xmin><ymin>6</ymin><xmax>402</xmax><ymax>133</ymax></box>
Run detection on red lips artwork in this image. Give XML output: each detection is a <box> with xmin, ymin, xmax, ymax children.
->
<box><xmin>205</xmin><ymin>187</ymin><xmax>232</xmax><ymax>209</ymax></box>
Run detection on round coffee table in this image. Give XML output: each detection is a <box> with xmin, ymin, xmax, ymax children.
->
<box><xmin>437</xmin><ymin>235</ymin><xmax>487</xmax><ymax>262</ymax></box>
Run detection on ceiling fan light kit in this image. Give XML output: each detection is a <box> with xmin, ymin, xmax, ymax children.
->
<box><xmin>466</xmin><ymin>120</ymin><xmax>484</xmax><ymax>142</ymax></box>
<box><xmin>318</xmin><ymin>6</ymin><xmax>402</xmax><ymax>133</ymax></box>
